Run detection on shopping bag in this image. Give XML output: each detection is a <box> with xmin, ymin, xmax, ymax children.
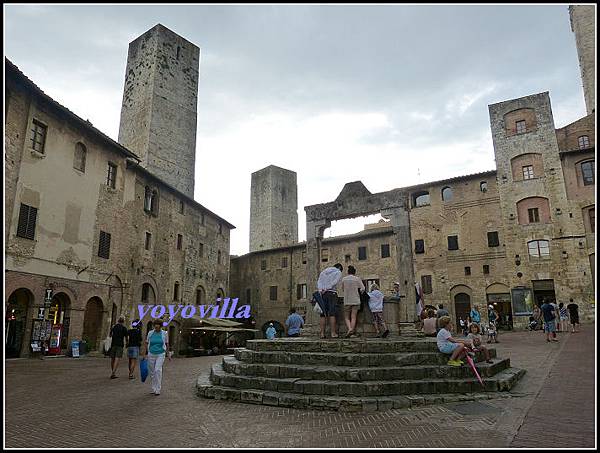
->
<box><xmin>103</xmin><ymin>336</ymin><xmax>112</xmax><ymax>354</ymax></box>
<box><xmin>140</xmin><ymin>358</ymin><xmax>149</xmax><ymax>382</ymax></box>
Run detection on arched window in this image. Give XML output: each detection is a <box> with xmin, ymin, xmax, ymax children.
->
<box><xmin>73</xmin><ymin>142</ymin><xmax>86</xmax><ymax>172</ymax></box>
<box><xmin>581</xmin><ymin>160</ymin><xmax>595</xmax><ymax>186</ymax></box>
<box><xmin>412</xmin><ymin>191</ymin><xmax>430</xmax><ymax>208</ymax></box>
<box><xmin>141</xmin><ymin>283</ymin><xmax>156</xmax><ymax>304</ymax></box>
<box><xmin>578</xmin><ymin>135</ymin><xmax>590</xmax><ymax>149</ymax></box>
<box><xmin>527</xmin><ymin>240</ymin><xmax>550</xmax><ymax>259</ymax></box>
<box><xmin>441</xmin><ymin>187</ymin><xmax>453</xmax><ymax>202</ymax></box>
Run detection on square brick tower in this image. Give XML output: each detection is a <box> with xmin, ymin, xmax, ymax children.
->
<box><xmin>118</xmin><ymin>24</ymin><xmax>199</xmax><ymax>198</ymax></box>
<box><xmin>250</xmin><ymin>165</ymin><xmax>298</xmax><ymax>252</ymax></box>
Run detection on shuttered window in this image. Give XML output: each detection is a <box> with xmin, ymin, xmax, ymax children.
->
<box><xmin>31</xmin><ymin>119</ymin><xmax>47</xmax><ymax>153</ymax></box>
<box><xmin>98</xmin><ymin>231</ymin><xmax>111</xmax><ymax>259</ymax></box>
<box><xmin>421</xmin><ymin>275</ymin><xmax>432</xmax><ymax>294</ymax></box>
<box><xmin>17</xmin><ymin>204</ymin><xmax>37</xmax><ymax>240</ymax></box>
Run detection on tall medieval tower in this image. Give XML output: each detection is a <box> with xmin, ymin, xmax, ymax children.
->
<box><xmin>250</xmin><ymin>165</ymin><xmax>298</xmax><ymax>252</ymax></box>
<box><xmin>569</xmin><ymin>5</ymin><xmax>595</xmax><ymax>114</ymax></box>
<box><xmin>118</xmin><ymin>24</ymin><xmax>200</xmax><ymax>197</ymax></box>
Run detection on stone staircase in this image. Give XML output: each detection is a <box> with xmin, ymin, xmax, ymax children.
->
<box><xmin>196</xmin><ymin>337</ymin><xmax>525</xmax><ymax>412</ymax></box>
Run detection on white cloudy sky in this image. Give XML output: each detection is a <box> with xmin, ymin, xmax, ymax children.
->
<box><xmin>4</xmin><ymin>4</ymin><xmax>588</xmax><ymax>255</ymax></box>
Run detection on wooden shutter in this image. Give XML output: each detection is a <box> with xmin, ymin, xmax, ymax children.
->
<box><xmin>17</xmin><ymin>204</ymin><xmax>37</xmax><ymax>240</ymax></box>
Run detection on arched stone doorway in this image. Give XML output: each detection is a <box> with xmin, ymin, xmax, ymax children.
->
<box><xmin>48</xmin><ymin>292</ymin><xmax>71</xmax><ymax>355</ymax></box>
<box><xmin>5</xmin><ymin>288</ymin><xmax>33</xmax><ymax>358</ymax></box>
<box><xmin>454</xmin><ymin>293</ymin><xmax>471</xmax><ymax>331</ymax></box>
<box><xmin>82</xmin><ymin>297</ymin><xmax>104</xmax><ymax>351</ymax></box>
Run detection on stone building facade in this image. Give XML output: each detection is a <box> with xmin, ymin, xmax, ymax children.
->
<box><xmin>231</xmin><ymin>8</ymin><xmax>596</xmax><ymax>333</ymax></box>
<box><xmin>4</xmin><ymin>25</ymin><xmax>234</xmax><ymax>358</ymax></box>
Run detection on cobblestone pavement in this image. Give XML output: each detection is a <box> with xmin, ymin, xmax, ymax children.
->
<box><xmin>4</xmin><ymin>325</ymin><xmax>595</xmax><ymax>448</ymax></box>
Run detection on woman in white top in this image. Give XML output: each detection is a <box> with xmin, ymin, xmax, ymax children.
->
<box><xmin>340</xmin><ymin>265</ymin><xmax>365</xmax><ymax>338</ymax></box>
<box><xmin>145</xmin><ymin>319</ymin><xmax>171</xmax><ymax>396</ymax></box>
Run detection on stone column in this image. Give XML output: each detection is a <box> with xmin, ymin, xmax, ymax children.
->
<box><xmin>382</xmin><ymin>207</ymin><xmax>419</xmax><ymax>335</ymax></box>
<box><xmin>304</xmin><ymin>219</ymin><xmax>330</xmax><ymax>334</ymax></box>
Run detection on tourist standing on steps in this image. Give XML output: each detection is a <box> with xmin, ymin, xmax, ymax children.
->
<box><xmin>145</xmin><ymin>319</ymin><xmax>170</xmax><ymax>396</ymax></box>
<box><xmin>266</xmin><ymin>323</ymin><xmax>277</xmax><ymax>339</ymax></box>
<box><xmin>126</xmin><ymin>319</ymin><xmax>143</xmax><ymax>380</ymax></box>
<box><xmin>285</xmin><ymin>308</ymin><xmax>304</xmax><ymax>337</ymax></box>
<box><xmin>109</xmin><ymin>316</ymin><xmax>128</xmax><ymax>379</ymax></box>
<box><xmin>567</xmin><ymin>299</ymin><xmax>580</xmax><ymax>333</ymax></box>
<box><xmin>540</xmin><ymin>299</ymin><xmax>558</xmax><ymax>343</ymax></box>
<box><xmin>317</xmin><ymin>263</ymin><xmax>343</xmax><ymax>339</ymax></box>
<box><xmin>340</xmin><ymin>265</ymin><xmax>365</xmax><ymax>338</ymax></box>
<box><xmin>367</xmin><ymin>283</ymin><xmax>389</xmax><ymax>338</ymax></box>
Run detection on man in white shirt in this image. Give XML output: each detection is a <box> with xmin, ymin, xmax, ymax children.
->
<box><xmin>317</xmin><ymin>263</ymin><xmax>343</xmax><ymax>339</ymax></box>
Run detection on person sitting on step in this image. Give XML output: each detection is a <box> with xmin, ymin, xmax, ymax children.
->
<box><xmin>437</xmin><ymin>316</ymin><xmax>471</xmax><ymax>367</ymax></box>
<box><xmin>466</xmin><ymin>323</ymin><xmax>493</xmax><ymax>364</ymax></box>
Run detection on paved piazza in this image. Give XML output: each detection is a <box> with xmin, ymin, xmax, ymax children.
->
<box><xmin>5</xmin><ymin>326</ymin><xmax>595</xmax><ymax>449</ymax></box>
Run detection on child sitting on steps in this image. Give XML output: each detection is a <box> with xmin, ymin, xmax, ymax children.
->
<box><xmin>436</xmin><ymin>316</ymin><xmax>471</xmax><ymax>367</ymax></box>
<box><xmin>466</xmin><ymin>323</ymin><xmax>493</xmax><ymax>364</ymax></box>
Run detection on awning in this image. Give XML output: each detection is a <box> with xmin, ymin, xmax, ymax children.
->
<box><xmin>181</xmin><ymin>316</ymin><xmax>245</xmax><ymax>328</ymax></box>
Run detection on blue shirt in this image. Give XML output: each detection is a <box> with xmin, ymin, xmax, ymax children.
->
<box><xmin>285</xmin><ymin>313</ymin><xmax>304</xmax><ymax>335</ymax></box>
<box><xmin>266</xmin><ymin>327</ymin><xmax>276</xmax><ymax>339</ymax></box>
<box><xmin>470</xmin><ymin>309</ymin><xmax>481</xmax><ymax>323</ymax></box>
<box><xmin>541</xmin><ymin>303</ymin><xmax>555</xmax><ymax>323</ymax></box>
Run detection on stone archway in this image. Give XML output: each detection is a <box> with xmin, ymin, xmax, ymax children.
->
<box><xmin>454</xmin><ymin>293</ymin><xmax>471</xmax><ymax>330</ymax></box>
<box><xmin>304</xmin><ymin>181</ymin><xmax>415</xmax><ymax>335</ymax></box>
<box><xmin>82</xmin><ymin>297</ymin><xmax>104</xmax><ymax>351</ymax></box>
<box><xmin>5</xmin><ymin>288</ymin><xmax>34</xmax><ymax>358</ymax></box>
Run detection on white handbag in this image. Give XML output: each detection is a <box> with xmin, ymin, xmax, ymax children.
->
<box><xmin>313</xmin><ymin>302</ymin><xmax>323</xmax><ymax>315</ymax></box>
<box><xmin>103</xmin><ymin>335</ymin><xmax>112</xmax><ymax>353</ymax></box>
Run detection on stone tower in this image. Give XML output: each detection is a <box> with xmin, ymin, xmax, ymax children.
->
<box><xmin>250</xmin><ymin>165</ymin><xmax>298</xmax><ymax>252</ymax></box>
<box><xmin>118</xmin><ymin>24</ymin><xmax>200</xmax><ymax>197</ymax></box>
<box><xmin>488</xmin><ymin>92</ymin><xmax>591</xmax><ymax>308</ymax></box>
<box><xmin>569</xmin><ymin>5</ymin><xmax>595</xmax><ymax>114</ymax></box>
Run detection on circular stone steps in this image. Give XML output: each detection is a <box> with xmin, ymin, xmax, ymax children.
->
<box><xmin>196</xmin><ymin>337</ymin><xmax>526</xmax><ymax>412</ymax></box>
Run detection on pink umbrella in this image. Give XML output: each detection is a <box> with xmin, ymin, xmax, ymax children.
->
<box><xmin>466</xmin><ymin>354</ymin><xmax>485</xmax><ymax>388</ymax></box>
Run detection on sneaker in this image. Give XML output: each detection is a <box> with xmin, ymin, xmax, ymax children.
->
<box><xmin>447</xmin><ymin>360</ymin><xmax>461</xmax><ymax>367</ymax></box>
<box><xmin>110</xmin><ymin>375</ymin><xmax>118</xmax><ymax>379</ymax></box>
